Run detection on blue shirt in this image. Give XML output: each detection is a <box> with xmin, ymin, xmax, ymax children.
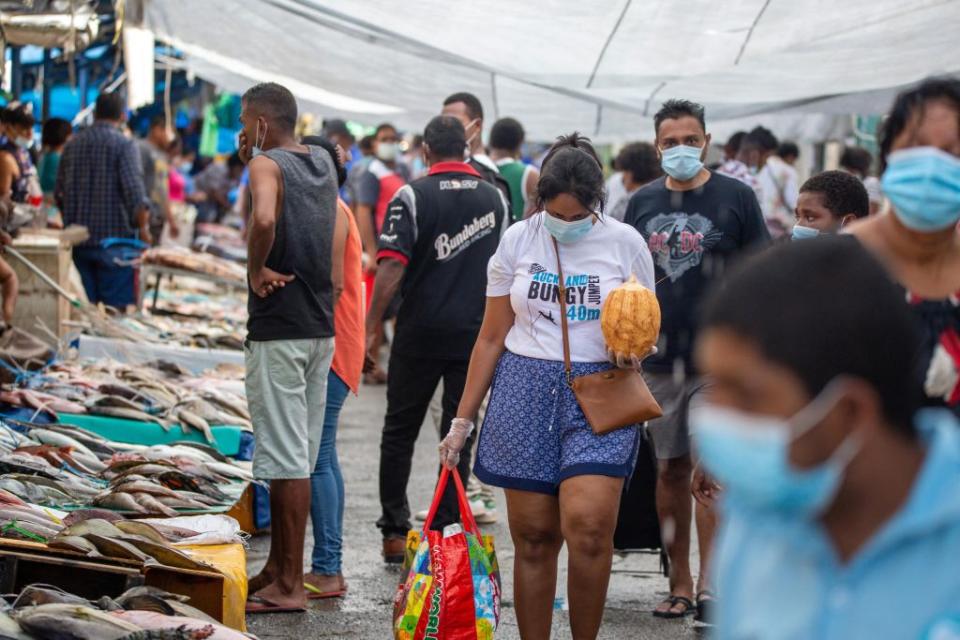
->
<box><xmin>712</xmin><ymin>409</ymin><xmax>960</xmax><ymax>640</ymax></box>
<box><xmin>55</xmin><ymin>122</ymin><xmax>149</xmax><ymax>247</ymax></box>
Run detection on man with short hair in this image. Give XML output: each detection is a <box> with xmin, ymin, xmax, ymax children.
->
<box><xmin>355</xmin><ymin>122</ymin><xmax>410</xmax><ymax>384</ymax></box>
<box><xmin>716</xmin><ymin>130</ymin><xmax>762</xmax><ymax>200</ymax></box>
<box><xmin>792</xmin><ymin>170</ymin><xmax>870</xmax><ymax>238</ymax></box>
<box><xmin>369</xmin><ymin>115</ymin><xmax>509</xmax><ymax>563</ymax></box>
<box><xmin>777</xmin><ymin>141</ymin><xmax>800</xmax><ymax>166</ymax></box>
<box><xmin>742</xmin><ymin>126</ymin><xmax>796</xmax><ymax>238</ymax></box>
<box><xmin>441</xmin><ymin>92</ymin><xmax>512</xmax><ymax>210</ymax></box>
<box><xmin>489</xmin><ymin>116</ymin><xmax>538</xmax><ymax>222</ymax></box>
<box><xmin>322</xmin><ymin>118</ymin><xmax>359</xmax><ymax>204</ymax></box>
<box><xmin>840</xmin><ymin>146</ymin><xmax>883</xmax><ymax>216</ymax></box>
<box><xmin>56</xmin><ymin>92</ymin><xmax>151</xmax><ymax>308</ymax></box>
<box><xmin>138</xmin><ymin>114</ymin><xmax>178</xmax><ymax>244</ymax></box>
<box><xmin>694</xmin><ymin>236</ymin><xmax>960</xmax><ymax>639</ymax></box>
<box><xmin>624</xmin><ymin>98</ymin><xmax>770</xmax><ymax>621</ymax></box>
<box><xmin>239</xmin><ymin>82</ymin><xmax>345</xmax><ymax>614</ymax></box>
<box><xmin>608</xmin><ymin>142</ymin><xmax>662</xmax><ymax>222</ymax></box>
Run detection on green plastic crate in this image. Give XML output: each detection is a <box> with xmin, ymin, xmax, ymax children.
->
<box><xmin>56</xmin><ymin>413</ymin><xmax>245</xmax><ymax>457</ymax></box>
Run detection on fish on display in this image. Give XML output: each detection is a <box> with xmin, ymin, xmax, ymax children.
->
<box><xmin>15</xmin><ymin>603</ymin><xmax>144</xmax><ymax>640</ymax></box>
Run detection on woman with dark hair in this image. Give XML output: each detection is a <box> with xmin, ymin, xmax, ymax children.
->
<box><xmin>849</xmin><ymin>76</ymin><xmax>960</xmax><ymax>416</ymax></box>
<box><xmin>0</xmin><ymin>105</ymin><xmax>38</xmax><ymax>204</ymax></box>
<box><xmin>299</xmin><ymin>135</ymin><xmax>363</xmax><ymax>600</ymax></box>
<box><xmin>439</xmin><ymin>133</ymin><xmax>655</xmax><ymax>639</ymax></box>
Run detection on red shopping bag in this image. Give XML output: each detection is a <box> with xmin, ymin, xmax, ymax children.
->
<box><xmin>393</xmin><ymin>467</ymin><xmax>500</xmax><ymax>640</ymax></box>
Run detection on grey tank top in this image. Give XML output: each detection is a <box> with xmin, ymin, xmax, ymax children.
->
<box><xmin>247</xmin><ymin>145</ymin><xmax>338</xmax><ymax>341</ymax></box>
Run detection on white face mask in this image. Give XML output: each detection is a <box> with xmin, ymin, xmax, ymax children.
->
<box><xmin>376</xmin><ymin>141</ymin><xmax>400</xmax><ymax>162</ymax></box>
<box><xmin>464</xmin><ymin>118</ymin><xmax>480</xmax><ymax>150</ymax></box>
<box><xmin>252</xmin><ymin>119</ymin><xmax>267</xmax><ymax>158</ymax></box>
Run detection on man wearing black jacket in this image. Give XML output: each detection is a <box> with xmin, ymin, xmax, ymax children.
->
<box><xmin>442</xmin><ymin>92</ymin><xmax>513</xmax><ymax>213</ymax></box>
<box><xmin>367</xmin><ymin>115</ymin><xmax>509</xmax><ymax>562</ymax></box>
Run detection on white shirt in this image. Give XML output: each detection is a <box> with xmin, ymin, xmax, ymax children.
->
<box><xmin>758</xmin><ymin>156</ymin><xmax>799</xmax><ymax>236</ymax></box>
<box><xmin>487</xmin><ymin>212</ymin><xmax>655</xmax><ymax>362</ymax></box>
<box><xmin>605</xmin><ymin>172</ymin><xmax>627</xmax><ymax>210</ymax></box>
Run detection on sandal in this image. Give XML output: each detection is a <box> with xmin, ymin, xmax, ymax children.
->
<box><xmin>304</xmin><ymin>581</ymin><xmax>347</xmax><ymax>600</ymax></box>
<box><xmin>696</xmin><ymin>590</ymin><xmax>717</xmax><ymax>623</ymax></box>
<box><xmin>245</xmin><ymin>594</ymin><xmax>306</xmax><ymax>614</ymax></box>
<box><xmin>652</xmin><ymin>595</ymin><xmax>696</xmax><ymax>619</ymax></box>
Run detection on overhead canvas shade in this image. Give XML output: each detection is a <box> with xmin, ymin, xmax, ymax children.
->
<box><xmin>141</xmin><ymin>0</ymin><xmax>960</xmax><ymax>141</ymax></box>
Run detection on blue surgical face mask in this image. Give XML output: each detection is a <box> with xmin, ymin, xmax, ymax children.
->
<box><xmin>690</xmin><ymin>382</ymin><xmax>859</xmax><ymax>518</ymax></box>
<box><xmin>543</xmin><ymin>213</ymin><xmax>595</xmax><ymax>244</ymax></box>
<box><xmin>660</xmin><ymin>144</ymin><xmax>705</xmax><ymax>181</ymax></box>
<box><xmin>791</xmin><ymin>224</ymin><xmax>820</xmax><ymax>241</ymax></box>
<box><xmin>882</xmin><ymin>146</ymin><xmax>960</xmax><ymax>232</ymax></box>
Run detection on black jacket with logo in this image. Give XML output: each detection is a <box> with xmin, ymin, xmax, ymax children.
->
<box><xmin>377</xmin><ymin>161</ymin><xmax>509</xmax><ymax>360</ymax></box>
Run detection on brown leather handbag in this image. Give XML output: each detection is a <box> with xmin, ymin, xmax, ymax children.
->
<box><xmin>553</xmin><ymin>238</ymin><xmax>663</xmax><ymax>434</ymax></box>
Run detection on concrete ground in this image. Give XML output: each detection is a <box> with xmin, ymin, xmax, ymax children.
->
<box><xmin>246</xmin><ymin>383</ymin><xmax>703</xmax><ymax>639</ymax></box>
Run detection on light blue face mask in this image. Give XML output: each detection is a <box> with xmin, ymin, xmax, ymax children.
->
<box><xmin>882</xmin><ymin>146</ymin><xmax>960</xmax><ymax>232</ymax></box>
<box><xmin>660</xmin><ymin>144</ymin><xmax>705</xmax><ymax>181</ymax></box>
<box><xmin>791</xmin><ymin>224</ymin><xmax>820</xmax><ymax>241</ymax></box>
<box><xmin>251</xmin><ymin>119</ymin><xmax>267</xmax><ymax>158</ymax></box>
<box><xmin>690</xmin><ymin>382</ymin><xmax>859</xmax><ymax>518</ymax></box>
<box><xmin>543</xmin><ymin>212</ymin><xmax>595</xmax><ymax>244</ymax></box>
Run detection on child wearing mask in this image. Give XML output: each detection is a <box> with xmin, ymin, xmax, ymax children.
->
<box><xmin>791</xmin><ymin>170</ymin><xmax>870</xmax><ymax>239</ymax></box>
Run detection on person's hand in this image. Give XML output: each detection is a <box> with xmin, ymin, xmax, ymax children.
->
<box><xmin>363</xmin><ymin>330</ymin><xmax>378</xmax><ymax>373</ymax></box>
<box><xmin>364</xmin><ymin>254</ymin><xmax>378</xmax><ymax>276</ymax></box>
<box><xmin>238</xmin><ymin>131</ymin><xmax>252</xmax><ymax>165</ymax></box>
<box><xmin>250</xmin><ymin>267</ymin><xmax>294</xmax><ymax>298</ymax></box>
<box><xmin>139</xmin><ymin>224</ymin><xmax>153</xmax><ymax>246</ymax></box>
<box><xmin>439</xmin><ymin>418</ymin><xmax>475</xmax><ymax>469</ymax></box>
<box><xmin>167</xmin><ymin>218</ymin><xmax>180</xmax><ymax>240</ymax></box>
<box><xmin>607</xmin><ymin>345</ymin><xmax>657</xmax><ymax>370</ymax></box>
<box><xmin>692</xmin><ymin>464</ymin><xmax>722</xmax><ymax>507</ymax></box>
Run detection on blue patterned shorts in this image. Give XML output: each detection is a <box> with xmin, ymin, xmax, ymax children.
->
<box><xmin>474</xmin><ymin>351</ymin><xmax>640</xmax><ymax>495</ymax></box>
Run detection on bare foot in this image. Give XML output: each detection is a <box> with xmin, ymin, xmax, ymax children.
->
<box><xmin>304</xmin><ymin>573</ymin><xmax>345</xmax><ymax>598</ymax></box>
<box><xmin>254</xmin><ymin>581</ymin><xmax>307</xmax><ymax>611</ymax></box>
<box><xmin>248</xmin><ymin>569</ymin><xmax>275</xmax><ymax>595</ymax></box>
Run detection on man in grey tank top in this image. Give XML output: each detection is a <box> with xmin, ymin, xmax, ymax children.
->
<box><xmin>239</xmin><ymin>82</ymin><xmax>346</xmax><ymax>614</ymax></box>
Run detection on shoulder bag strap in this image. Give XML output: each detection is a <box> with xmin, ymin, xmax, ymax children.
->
<box><xmin>552</xmin><ymin>237</ymin><xmax>573</xmax><ymax>385</ymax></box>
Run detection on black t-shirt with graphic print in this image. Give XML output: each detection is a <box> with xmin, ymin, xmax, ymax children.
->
<box><xmin>376</xmin><ymin>163</ymin><xmax>509</xmax><ymax>360</ymax></box>
<box><xmin>624</xmin><ymin>172</ymin><xmax>770</xmax><ymax>374</ymax></box>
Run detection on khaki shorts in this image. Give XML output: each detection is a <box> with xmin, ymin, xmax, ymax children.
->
<box><xmin>644</xmin><ymin>372</ymin><xmax>711</xmax><ymax>460</ymax></box>
<box><xmin>245</xmin><ymin>337</ymin><xmax>335</xmax><ymax>480</ymax></box>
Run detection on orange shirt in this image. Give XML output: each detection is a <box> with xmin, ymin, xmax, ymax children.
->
<box><xmin>331</xmin><ymin>200</ymin><xmax>365</xmax><ymax>394</ymax></box>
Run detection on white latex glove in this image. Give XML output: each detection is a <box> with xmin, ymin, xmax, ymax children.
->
<box><xmin>606</xmin><ymin>345</ymin><xmax>658</xmax><ymax>370</ymax></box>
<box><xmin>439</xmin><ymin>418</ymin><xmax>475</xmax><ymax>469</ymax></box>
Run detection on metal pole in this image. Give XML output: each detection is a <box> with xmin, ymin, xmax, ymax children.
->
<box><xmin>10</xmin><ymin>47</ymin><xmax>22</xmax><ymax>98</ymax></box>
<box><xmin>41</xmin><ymin>49</ymin><xmax>53</xmax><ymax>121</ymax></box>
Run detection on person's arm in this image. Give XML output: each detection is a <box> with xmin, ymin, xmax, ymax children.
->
<box><xmin>331</xmin><ymin>201</ymin><xmax>348</xmax><ymax>305</ymax></box>
<box><xmin>164</xmin><ymin>198</ymin><xmax>179</xmax><ymax>239</ymax></box>
<box><xmin>54</xmin><ymin>145</ymin><xmax>69</xmax><ymax>213</ymax></box>
<box><xmin>363</xmin><ymin>188</ymin><xmax>416</xmax><ymax>370</ymax></box>
<box><xmin>118</xmin><ymin>140</ymin><xmax>152</xmax><ymax>244</ymax></box>
<box><xmin>0</xmin><ymin>255</ymin><xmax>18</xmax><ymax>325</ymax></box>
<box><xmin>247</xmin><ymin>155</ymin><xmax>293</xmax><ymax>297</ymax></box>
<box><xmin>354</xmin><ymin>171</ymin><xmax>380</xmax><ymax>270</ymax></box>
<box><xmin>456</xmin><ymin>296</ymin><xmax>515</xmax><ymax>420</ymax></box>
<box><xmin>363</xmin><ymin>258</ymin><xmax>404</xmax><ymax>372</ymax></box>
<box><xmin>0</xmin><ymin>153</ymin><xmax>18</xmax><ymax>200</ymax></box>
<box><xmin>523</xmin><ymin>165</ymin><xmax>540</xmax><ymax>218</ymax></box>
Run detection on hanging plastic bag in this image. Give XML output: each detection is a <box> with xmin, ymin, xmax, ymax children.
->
<box><xmin>393</xmin><ymin>467</ymin><xmax>500</xmax><ymax>640</ymax></box>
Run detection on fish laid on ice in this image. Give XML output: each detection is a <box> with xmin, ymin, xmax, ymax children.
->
<box><xmin>16</xmin><ymin>603</ymin><xmax>143</xmax><ymax>640</ymax></box>
<box><xmin>62</xmin><ymin>508</ymin><xmax>127</xmax><ymax>526</ymax></box>
<box><xmin>174</xmin><ymin>409</ymin><xmax>214</xmax><ymax>444</ymax></box>
<box><xmin>113</xmin><ymin>480</ymin><xmax>181</xmax><ymax>500</ymax></box>
<box><xmin>88</xmin><ymin>406</ymin><xmax>172</xmax><ymax>430</ymax></box>
<box><xmin>203</xmin><ymin>461</ymin><xmax>253</xmax><ymax>482</ymax></box>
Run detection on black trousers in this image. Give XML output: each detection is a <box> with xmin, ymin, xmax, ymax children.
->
<box><xmin>377</xmin><ymin>350</ymin><xmax>475</xmax><ymax>538</ymax></box>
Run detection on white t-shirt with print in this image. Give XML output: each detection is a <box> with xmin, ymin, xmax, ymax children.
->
<box><xmin>487</xmin><ymin>212</ymin><xmax>656</xmax><ymax>363</ymax></box>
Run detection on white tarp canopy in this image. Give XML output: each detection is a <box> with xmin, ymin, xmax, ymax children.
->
<box><xmin>141</xmin><ymin>0</ymin><xmax>960</xmax><ymax>142</ymax></box>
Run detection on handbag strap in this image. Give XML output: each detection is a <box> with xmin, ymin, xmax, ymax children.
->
<box><xmin>552</xmin><ymin>237</ymin><xmax>573</xmax><ymax>386</ymax></box>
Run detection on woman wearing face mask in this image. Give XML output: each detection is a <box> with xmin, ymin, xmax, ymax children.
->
<box><xmin>439</xmin><ymin>133</ymin><xmax>655</xmax><ymax>640</ymax></box>
<box><xmin>849</xmin><ymin>77</ymin><xmax>960</xmax><ymax>416</ymax></box>
<box><xmin>0</xmin><ymin>105</ymin><xmax>38</xmax><ymax>205</ymax></box>
<box><xmin>690</xmin><ymin>236</ymin><xmax>960</xmax><ymax>640</ymax></box>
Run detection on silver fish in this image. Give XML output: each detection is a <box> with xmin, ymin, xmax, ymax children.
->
<box><xmin>16</xmin><ymin>603</ymin><xmax>142</xmax><ymax>639</ymax></box>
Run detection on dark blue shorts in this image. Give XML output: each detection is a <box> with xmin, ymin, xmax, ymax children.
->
<box><xmin>474</xmin><ymin>351</ymin><xmax>640</xmax><ymax>495</ymax></box>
